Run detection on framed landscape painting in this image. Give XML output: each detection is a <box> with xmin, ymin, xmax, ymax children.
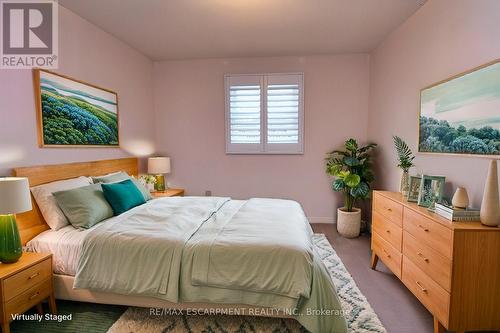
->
<box><xmin>419</xmin><ymin>59</ymin><xmax>500</xmax><ymax>157</ymax></box>
<box><xmin>34</xmin><ymin>69</ymin><xmax>119</xmax><ymax>147</ymax></box>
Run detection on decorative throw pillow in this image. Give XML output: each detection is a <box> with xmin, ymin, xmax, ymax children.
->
<box><xmin>101</xmin><ymin>179</ymin><xmax>146</xmax><ymax>216</ymax></box>
<box><xmin>53</xmin><ymin>184</ymin><xmax>114</xmax><ymax>229</ymax></box>
<box><xmin>30</xmin><ymin>176</ymin><xmax>93</xmax><ymax>230</ymax></box>
<box><xmin>91</xmin><ymin>171</ymin><xmax>129</xmax><ymax>184</ymax></box>
<box><xmin>92</xmin><ymin>171</ymin><xmax>152</xmax><ymax>201</ymax></box>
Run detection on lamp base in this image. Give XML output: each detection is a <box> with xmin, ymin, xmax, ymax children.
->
<box><xmin>154</xmin><ymin>175</ymin><xmax>167</xmax><ymax>192</ymax></box>
<box><xmin>0</xmin><ymin>214</ymin><xmax>22</xmax><ymax>263</ymax></box>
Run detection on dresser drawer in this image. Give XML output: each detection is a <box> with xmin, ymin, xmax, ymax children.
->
<box><xmin>372</xmin><ymin>211</ymin><xmax>402</xmax><ymax>251</ymax></box>
<box><xmin>372</xmin><ymin>232</ymin><xmax>402</xmax><ymax>278</ymax></box>
<box><xmin>4</xmin><ymin>278</ymin><xmax>52</xmax><ymax>318</ymax></box>
<box><xmin>403</xmin><ymin>208</ymin><xmax>452</xmax><ymax>258</ymax></box>
<box><xmin>2</xmin><ymin>258</ymin><xmax>52</xmax><ymax>302</ymax></box>
<box><xmin>373</xmin><ymin>194</ymin><xmax>403</xmax><ymax>227</ymax></box>
<box><xmin>403</xmin><ymin>231</ymin><xmax>452</xmax><ymax>291</ymax></box>
<box><xmin>402</xmin><ymin>256</ymin><xmax>450</xmax><ymax>326</ymax></box>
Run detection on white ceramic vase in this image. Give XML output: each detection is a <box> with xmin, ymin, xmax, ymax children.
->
<box><xmin>480</xmin><ymin>160</ymin><xmax>500</xmax><ymax>227</ymax></box>
<box><xmin>452</xmin><ymin>187</ymin><xmax>469</xmax><ymax>209</ymax></box>
<box><xmin>337</xmin><ymin>207</ymin><xmax>361</xmax><ymax>238</ymax></box>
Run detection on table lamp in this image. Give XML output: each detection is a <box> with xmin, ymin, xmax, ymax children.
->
<box><xmin>148</xmin><ymin>157</ymin><xmax>171</xmax><ymax>191</ymax></box>
<box><xmin>0</xmin><ymin>177</ymin><xmax>32</xmax><ymax>263</ymax></box>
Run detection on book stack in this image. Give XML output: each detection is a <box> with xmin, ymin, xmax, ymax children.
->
<box><xmin>435</xmin><ymin>203</ymin><xmax>480</xmax><ymax>222</ymax></box>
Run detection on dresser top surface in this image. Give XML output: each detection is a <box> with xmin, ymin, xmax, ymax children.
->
<box><xmin>374</xmin><ymin>191</ymin><xmax>500</xmax><ymax>231</ymax></box>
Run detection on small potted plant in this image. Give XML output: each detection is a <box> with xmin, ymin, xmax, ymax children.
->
<box><xmin>139</xmin><ymin>174</ymin><xmax>157</xmax><ymax>192</ymax></box>
<box><xmin>393</xmin><ymin>136</ymin><xmax>415</xmax><ymax>197</ymax></box>
<box><xmin>326</xmin><ymin>139</ymin><xmax>377</xmax><ymax>238</ymax></box>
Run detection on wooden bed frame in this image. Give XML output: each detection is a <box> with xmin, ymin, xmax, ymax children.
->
<box><xmin>11</xmin><ymin>158</ymin><xmax>288</xmax><ymax>318</ymax></box>
<box><xmin>12</xmin><ymin>157</ymin><xmax>138</xmax><ymax>245</ymax></box>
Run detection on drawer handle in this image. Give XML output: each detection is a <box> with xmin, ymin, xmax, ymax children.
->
<box><xmin>382</xmin><ymin>248</ymin><xmax>391</xmax><ymax>258</ymax></box>
<box><xmin>28</xmin><ymin>272</ymin><xmax>40</xmax><ymax>280</ymax></box>
<box><xmin>385</xmin><ymin>229</ymin><xmax>391</xmax><ymax>234</ymax></box>
<box><xmin>416</xmin><ymin>281</ymin><xmax>428</xmax><ymax>293</ymax></box>
<box><xmin>29</xmin><ymin>292</ymin><xmax>40</xmax><ymax>300</ymax></box>
<box><xmin>387</xmin><ymin>208</ymin><xmax>392</xmax><ymax>212</ymax></box>
<box><xmin>418</xmin><ymin>252</ymin><xmax>430</xmax><ymax>262</ymax></box>
<box><xmin>418</xmin><ymin>224</ymin><xmax>429</xmax><ymax>232</ymax></box>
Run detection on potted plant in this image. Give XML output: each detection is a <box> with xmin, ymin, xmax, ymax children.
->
<box><xmin>326</xmin><ymin>139</ymin><xmax>377</xmax><ymax>238</ymax></box>
<box><xmin>393</xmin><ymin>136</ymin><xmax>415</xmax><ymax>197</ymax></box>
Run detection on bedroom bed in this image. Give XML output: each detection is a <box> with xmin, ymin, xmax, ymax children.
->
<box><xmin>13</xmin><ymin>158</ymin><xmax>347</xmax><ymax>333</ymax></box>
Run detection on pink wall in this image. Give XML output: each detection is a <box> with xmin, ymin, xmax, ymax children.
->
<box><xmin>0</xmin><ymin>6</ymin><xmax>156</xmax><ymax>176</ymax></box>
<box><xmin>368</xmin><ymin>0</ymin><xmax>500</xmax><ymax>207</ymax></box>
<box><xmin>153</xmin><ymin>55</ymin><xmax>370</xmax><ymax>222</ymax></box>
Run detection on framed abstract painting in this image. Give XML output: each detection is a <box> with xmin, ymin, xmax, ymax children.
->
<box><xmin>34</xmin><ymin>69</ymin><xmax>119</xmax><ymax>147</ymax></box>
<box><xmin>419</xmin><ymin>59</ymin><xmax>500</xmax><ymax>157</ymax></box>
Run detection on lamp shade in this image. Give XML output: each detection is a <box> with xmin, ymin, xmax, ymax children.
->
<box><xmin>0</xmin><ymin>177</ymin><xmax>32</xmax><ymax>215</ymax></box>
<box><xmin>148</xmin><ymin>157</ymin><xmax>171</xmax><ymax>174</ymax></box>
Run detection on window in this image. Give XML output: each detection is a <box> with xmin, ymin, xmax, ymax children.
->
<box><xmin>225</xmin><ymin>73</ymin><xmax>304</xmax><ymax>154</ymax></box>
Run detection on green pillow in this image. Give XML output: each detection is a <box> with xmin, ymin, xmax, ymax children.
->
<box><xmin>92</xmin><ymin>172</ymin><xmax>152</xmax><ymax>201</ymax></box>
<box><xmin>101</xmin><ymin>179</ymin><xmax>146</xmax><ymax>216</ymax></box>
<box><xmin>53</xmin><ymin>184</ymin><xmax>114</xmax><ymax>229</ymax></box>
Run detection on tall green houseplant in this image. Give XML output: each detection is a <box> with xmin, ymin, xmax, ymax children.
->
<box><xmin>326</xmin><ymin>139</ymin><xmax>377</xmax><ymax>212</ymax></box>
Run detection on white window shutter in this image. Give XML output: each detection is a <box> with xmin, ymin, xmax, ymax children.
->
<box><xmin>265</xmin><ymin>74</ymin><xmax>304</xmax><ymax>153</ymax></box>
<box><xmin>225</xmin><ymin>75</ymin><xmax>263</xmax><ymax>153</ymax></box>
<box><xmin>225</xmin><ymin>73</ymin><xmax>303</xmax><ymax>154</ymax></box>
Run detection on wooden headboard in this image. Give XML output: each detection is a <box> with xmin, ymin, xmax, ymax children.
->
<box><xmin>12</xmin><ymin>158</ymin><xmax>139</xmax><ymax>245</ymax></box>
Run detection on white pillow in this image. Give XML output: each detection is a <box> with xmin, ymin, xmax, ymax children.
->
<box><xmin>31</xmin><ymin>176</ymin><xmax>92</xmax><ymax>230</ymax></box>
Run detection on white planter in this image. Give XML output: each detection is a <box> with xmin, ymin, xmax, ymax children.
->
<box><xmin>337</xmin><ymin>207</ymin><xmax>361</xmax><ymax>238</ymax></box>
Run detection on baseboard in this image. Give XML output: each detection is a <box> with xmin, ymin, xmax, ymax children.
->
<box><xmin>308</xmin><ymin>217</ymin><xmax>335</xmax><ymax>224</ymax></box>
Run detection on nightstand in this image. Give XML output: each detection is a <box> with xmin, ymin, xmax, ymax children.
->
<box><xmin>0</xmin><ymin>252</ymin><xmax>56</xmax><ymax>333</ymax></box>
<box><xmin>151</xmin><ymin>188</ymin><xmax>185</xmax><ymax>198</ymax></box>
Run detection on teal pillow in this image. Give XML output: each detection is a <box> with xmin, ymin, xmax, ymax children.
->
<box><xmin>101</xmin><ymin>179</ymin><xmax>146</xmax><ymax>215</ymax></box>
<box><xmin>92</xmin><ymin>172</ymin><xmax>152</xmax><ymax>201</ymax></box>
<box><xmin>53</xmin><ymin>184</ymin><xmax>114</xmax><ymax>229</ymax></box>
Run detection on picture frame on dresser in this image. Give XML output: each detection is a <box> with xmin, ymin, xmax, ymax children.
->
<box><xmin>407</xmin><ymin>175</ymin><xmax>422</xmax><ymax>202</ymax></box>
<box><xmin>417</xmin><ymin>175</ymin><xmax>445</xmax><ymax>207</ymax></box>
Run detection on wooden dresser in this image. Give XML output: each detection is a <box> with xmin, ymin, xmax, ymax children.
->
<box><xmin>371</xmin><ymin>191</ymin><xmax>500</xmax><ymax>333</ymax></box>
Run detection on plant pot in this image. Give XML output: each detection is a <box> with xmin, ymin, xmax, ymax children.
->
<box><xmin>337</xmin><ymin>207</ymin><xmax>361</xmax><ymax>238</ymax></box>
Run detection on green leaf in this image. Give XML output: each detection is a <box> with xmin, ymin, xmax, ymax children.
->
<box><xmin>332</xmin><ymin>179</ymin><xmax>345</xmax><ymax>192</ymax></box>
<box><xmin>328</xmin><ymin>150</ymin><xmax>349</xmax><ymax>156</ymax></box>
<box><xmin>326</xmin><ymin>163</ymin><xmax>342</xmax><ymax>176</ymax></box>
<box><xmin>350</xmin><ymin>182</ymin><xmax>370</xmax><ymax>198</ymax></box>
<box><xmin>345</xmin><ymin>138</ymin><xmax>358</xmax><ymax>152</ymax></box>
<box><xmin>393</xmin><ymin>136</ymin><xmax>415</xmax><ymax>171</ymax></box>
<box><xmin>343</xmin><ymin>156</ymin><xmax>360</xmax><ymax>166</ymax></box>
<box><xmin>358</xmin><ymin>143</ymin><xmax>377</xmax><ymax>154</ymax></box>
<box><xmin>338</xmin><ymin>170</ymin><xmax>350</xmax><ymax>180</ymax></box>
<box><xmin>344</xmin><ymin>174</ymin><xmax>360</xmax><ymax>188</ymax></box>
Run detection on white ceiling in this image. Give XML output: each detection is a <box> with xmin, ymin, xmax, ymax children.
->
<box><xmin>59</xmin><ymin>0</ymin><xmax>425</xmax><ymax>61</ymax></box>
